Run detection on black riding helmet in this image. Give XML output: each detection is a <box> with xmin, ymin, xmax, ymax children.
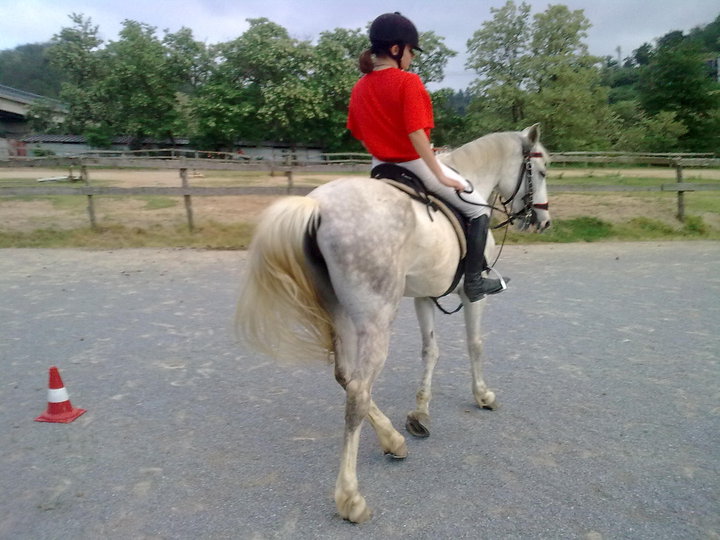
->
<box><xmin>369</xmin><ymin>12</ymin><xmax>423</xmax><ymax>68</ymax></box>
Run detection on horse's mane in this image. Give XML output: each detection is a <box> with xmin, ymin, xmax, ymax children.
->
<box><xmin>439</xmin><ymin>131</ymin><xmax>548</xmax><ymax>183</ymax></box>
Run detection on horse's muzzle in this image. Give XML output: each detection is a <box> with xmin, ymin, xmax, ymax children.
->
<box><xmin>521</xmin><ymin>208</ymin><xmax>551</xmax><ymax>233</ymax></box>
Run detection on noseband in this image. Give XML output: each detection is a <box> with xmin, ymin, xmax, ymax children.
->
<box><xmin>495</xmin><ymin>150</ymin><xmax>548</xmax><ymax>229</ymax></box>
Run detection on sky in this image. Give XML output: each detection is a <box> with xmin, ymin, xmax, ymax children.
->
<box><xmin>1</xmin><ymin>0</ymin><xmax>718</xmax><ymax>90</ymax></box>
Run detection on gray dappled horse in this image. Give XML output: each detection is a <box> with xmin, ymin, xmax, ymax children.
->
<box><xmin>236</xmin><ymin>124</ymin><xmax>550</xmax><ymax>523</ymax></box>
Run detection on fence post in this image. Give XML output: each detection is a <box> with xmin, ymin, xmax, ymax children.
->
<box><xmin>285</xmin><ymin>170</ymin><xmax>294</xmax><ymax>194</ymax></box>
<box><xmin>81</xmin><ymin>162</ymin><xmax>97</xmax><ymax>230</ymax></box>
<box><xmin>180</xmin><ymin>167</ymin><xmax>194</xmax><ymax>232</ymax></box>
<box><xmin>675</xmin><ymin>161</ymin><xmax>685</xmax><ymax>222</ymax></box>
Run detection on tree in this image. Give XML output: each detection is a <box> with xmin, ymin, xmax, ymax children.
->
<box><xmin>612</xmin><ymin>104</ymin><xmax>687</xmax><ymax>152</ymax></box>
<box><xmin>47</xmin><ymin>13</ymin><xmax>106</xmax><ymax>134</ymax></box>
<box><xmin>630</xmin><ymin>43</ymin><xmax>653</xmax><ymax>66</ymax></box>
<box><xmin>99</xmin><ymin>20</ymin><xmax>184</xmax><ymax>143</ymax></box>
<box><xmin>163</xmin><ymin>27</ymin><xmax>212</xmax><ymax>94</ymax></box>
<box><xmin>191</xmin><ymin>18</ymin><xmax>325</xmax><ymax>148</ymax></box>
<box><xmin>465</xmin><ymin>1</ymin><xmax>615</xmax><ymax>150</ymax></box>
<box><xmin>526</xmin><ymin>4</ymin><xmax>592</xmax><ymax>91</ymax></box>
<box><xmin>637</xmin><ymin>33</ymin><xmax>720</xmax><ymax>151</ymax></box>
<box><xmin>47</xmin><ymin>15</ymin><xmax>201</xmax><ymax>145</ymax></box>
<box><xmin>26</xmin><ymin>99</ymin><xmax>65</xmax><ymax>133</ymax></box>
<box><xmin>466</xmin><ymin>0</ymin><xmax>531</xmax><ymax>125</ymax></box>
<box><xmin>312</xmin><ymin>28</ymin><xmax>368</xmax><ymax>151</ymax></box>
<box><xmin>430</xmin><ymin>89</ymin><xmax>470</xmax><ymax>147</ymax></box>
<box><xmin>411</xmin><ymin>31</ymin><xmax>457</xmax><ymax>85</ymax></box>
<box><xmin>524</xmin><ymin>5</ymin><xmax>615</xmax><ymax>150</ymax></box>
<box><xmin>0</xmin><ymin>43</ymin><xmax>63</xmax><ymax>97</ymax></box>
<box><xmin>687</xmin><ymin>13</ymin><xmax>720</xmax><ymax>52</ymax></box>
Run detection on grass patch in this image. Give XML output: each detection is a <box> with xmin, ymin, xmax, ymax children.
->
<box><xmin>504</xmin><ymin>217</ymin><xmax>615</xmax><ymax>243</ymax></box>
<box><xmin>685</xmin><ymin>192</ymin><xmax>720</xmax><ymax>214</ymax></box>
<box><xmin>1</xmin><ymin>214</ymin><xmax>716</xmax><ymax>249</ymax></box>
<box><xmin>503</xmin><ymin>215</ymin><xmax>719</xmax><ymax>244</ymax></box>
<box><xmin>0</xmin><ymin>221</ymin><xmax>255</xmax><ymax>249</ymax></box>
<box><xmin>548</xmin><ymin>172</ymin><xmax>720</xmax><ymax>187</ymax></box>
<box><xmin>0</xmin><ymin>194</ymin><xmax>87</xmax><ymax>211</ymax></box>
<box><xmin>683</xmin><ymin>215</ymin><xmax>709</xmax><ymax>235</ymax></box>
<box><xmin>138</xmin><ymin>196</ymin><xmax>179</xmax><ymax>210</ymax></box>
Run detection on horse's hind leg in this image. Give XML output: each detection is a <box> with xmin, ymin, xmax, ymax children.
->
<box><xmin>333</xmin><ymin>314</ymin><xmax>402</xmax><ymax>523</ymax></box>
<box><xmin>335</xmin><ymin>376</ymin><xmax>372</xmax><ymax>523</ymax></box>
<box><xmin>463</xmin><ymin>296</ymin><xmax>498</xmax><ymax>409</ymax></box>
<box><xmin>406</xmin><ymin>297</ymin><xmax>438</xmax><ymax>437</ymax></box>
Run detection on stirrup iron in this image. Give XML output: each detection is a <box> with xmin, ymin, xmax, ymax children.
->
<box><xmin>485</xmin><ymin>267</ymin><xmax>509</xmax><ymax>291</ymax></box>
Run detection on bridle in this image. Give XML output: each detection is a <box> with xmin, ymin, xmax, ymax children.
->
<box><xmin>494</xmin><ymin>149</ymin><xmax>549</xmax><ymax>230</ymax></box>
<box><xmin>433</xmin><ymin>144</ymin><xmax>550</xmax><ymax>315</ymax></box>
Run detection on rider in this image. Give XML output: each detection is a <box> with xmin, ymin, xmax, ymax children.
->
<box><xmin>347</xmin><ymin>12</ymin><xmax>507</xmax><ymax>302</ymax></box>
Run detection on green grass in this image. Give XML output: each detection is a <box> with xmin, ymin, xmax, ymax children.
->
<box><xmin>138</xmin><ymin>196</ymin><xmax>179</xmax><ymax>210</ymax></box>
<box><xmin>0</xmin><ymin>221</ymin><xmax>255</xmax><ymax>249</ymax></box>
<box><xmin>1</xmin><ymin>215</ymin><xmax>716</xmax><ymax>249</ymax></box>
<box><xmin>502</xmin><ymin>215</ymin><xmax>719</xmax><ymax>244</ymax></box>
<box><xmin>548</xmin><ymin>171</ymin><xmax>720</xmax><ymax>187</ymax></box>
<box><xmin>685</xmin><ymin>192</ymin><xmax>720</xmax><ymax>214</ymax></box>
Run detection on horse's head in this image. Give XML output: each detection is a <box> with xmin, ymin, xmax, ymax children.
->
<box><xmin>508</xmin><ymin>123</ymin><xmax>551</xmax><ymax>232</ymax></box>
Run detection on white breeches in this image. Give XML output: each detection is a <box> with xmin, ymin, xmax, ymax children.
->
<box><xmin>373</xmin><ymin>157</ymin><xmax>490</xmax><ymax>219</ymax></box>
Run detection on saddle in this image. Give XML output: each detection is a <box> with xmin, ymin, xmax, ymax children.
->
<box><xmin>370</xmin><ymin>163</ymin><xmax>468</xmax><ymax>298</ymax></box>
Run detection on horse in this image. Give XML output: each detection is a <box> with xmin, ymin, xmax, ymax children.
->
<box><xmin>236</xmin><ymin>124</ymin><xmax>550</xmax><ymax>523</ymax></box>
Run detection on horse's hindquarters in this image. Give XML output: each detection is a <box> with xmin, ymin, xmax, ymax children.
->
<box><xmin>309</xmin><ymin>178</ymin><xmax>460</xmax><ymax>300</ymax></box>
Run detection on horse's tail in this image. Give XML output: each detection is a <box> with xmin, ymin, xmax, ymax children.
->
<box><xmin>236</xmin><ymin>196</ymin><xmax>334</xmax><ymax>361</ymax></box>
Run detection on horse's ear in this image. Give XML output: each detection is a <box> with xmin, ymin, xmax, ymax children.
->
<box><xmin>522</xmin><ymin>123</ymin><xmax>541</xmax><ymax>145</ymax></box>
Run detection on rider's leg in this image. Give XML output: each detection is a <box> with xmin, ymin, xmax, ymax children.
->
<box><xmin>463</xmin><ymin>214</ymin><xmax>506</xmax><ymax>301</ymax></box>
<box><xmin>387</xmin><ymin>159</ymin><xmax>507</xmax><ymax>302</ymax></box>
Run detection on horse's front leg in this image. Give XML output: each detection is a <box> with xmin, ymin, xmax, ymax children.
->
<box><xmin>367</xmin><ymin>400</ymin><xmax>407</xmax><ymax>458</ymax></box>
<box><xmin>406</xmin><ymin>297</ymin><xmax>438</xmax><ymax>437</ymax></box>
<box><xmin>462</xmin><ymin>295</ymin><xmax>498</xmax><ymax>409</ymax></box>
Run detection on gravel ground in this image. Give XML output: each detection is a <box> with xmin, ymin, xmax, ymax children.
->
<box><xmin>0</xmin><ymin>242</ymin><xmax>718</xmax><ymax>539</ymax></box>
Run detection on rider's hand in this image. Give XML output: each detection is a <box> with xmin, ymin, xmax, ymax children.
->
<box><xmin>438</xmin><ymin>174</ymin><xmax>466</xmax><ymax>192</ymax></box>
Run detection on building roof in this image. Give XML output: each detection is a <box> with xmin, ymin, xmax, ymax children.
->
<box><xmin>22</xmin><ymin>134</ymin><xmax>191</xmax><ymax>145</ymax></box>
<box><xmin>0</xmin><ymin>84</ymin><xmax>65</xmax><ymax>109</ymax></box>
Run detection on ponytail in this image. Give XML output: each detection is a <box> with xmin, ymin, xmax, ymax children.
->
<box><xmin>359</xmin><ymin>49</ymin><xmax>374</xmax><ymax>74</ymax></box>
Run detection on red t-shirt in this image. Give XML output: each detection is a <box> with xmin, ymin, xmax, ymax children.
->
<box><xmin>347</xmin><ymin>68</ymin><xmax>434</xmax><ymax>162</ymax></box>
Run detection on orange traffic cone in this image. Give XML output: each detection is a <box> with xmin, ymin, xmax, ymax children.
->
<box><xmin>35</xmin><ymin>366</ymin><xmax>86</xmax><ymax>423</ymax></box>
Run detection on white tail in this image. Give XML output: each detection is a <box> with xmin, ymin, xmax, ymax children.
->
<box><xmin>236</xmin><ymin>196</ymin><xmax>333</xmax><ymax>360</ymax></box>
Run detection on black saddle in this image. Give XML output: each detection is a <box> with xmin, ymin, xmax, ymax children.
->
<box><xmin>370</xmin><ymin>164</ymin><xmax>470</xmax><ymax>231</ymax></box>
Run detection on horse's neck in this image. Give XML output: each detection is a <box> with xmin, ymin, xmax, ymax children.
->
<box><xmin>444</xmin><ymin>133</ymin><xmax>520</xmax><ymax>200</ymax></box>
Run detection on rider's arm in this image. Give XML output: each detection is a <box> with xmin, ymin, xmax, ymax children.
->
<box><xmin>408</xmin><ymin>129</ymin><xmax>465</xmax><ymax>191</ymax></box>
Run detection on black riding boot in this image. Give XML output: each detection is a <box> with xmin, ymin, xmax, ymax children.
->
<box><xmin>463</xmin><ymin>215</ymin><xmax>507</xmax><ymax>302</ymax></box>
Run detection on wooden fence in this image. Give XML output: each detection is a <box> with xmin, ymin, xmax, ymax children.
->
<box><xmin>1</xmin><ymin>152</ymin><xmax>718</xmax><ymax>230</ymax></box>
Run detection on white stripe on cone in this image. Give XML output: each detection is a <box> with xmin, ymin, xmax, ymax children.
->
<box><xmin>48</xmin><ymin>387</ymin><xmax>70</xmax><ymax>403</ymax></box>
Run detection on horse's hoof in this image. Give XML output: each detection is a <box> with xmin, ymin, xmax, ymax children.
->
<box><xmin>337</xmin><ymin>493</ymin><xmax>372</xmax><ymax>523</ymax></box>
<box><xmin>475</xmin><ymin>390</ymin><xmax>500</xmax><ymax>411</ymax></box>
<box><xmin>405</xmin><ymin>411</ymin><xmax>431</xmax><ymax>438</ymax></box>
<box><xmin>384</xmin><ymin>440</ymin><xmax>408</xmax><ymax>459</ymax></box>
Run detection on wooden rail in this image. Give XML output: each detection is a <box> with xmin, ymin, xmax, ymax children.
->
<box><xmin>1</xmin><ymin>154</ymin><xmax>718</xmax><ymax>229</ymax></box>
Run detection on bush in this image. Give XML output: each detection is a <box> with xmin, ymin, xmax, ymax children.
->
<box><xmin>31</xmin><ymin>148</ymin><xmax>56</xmax><ymax>157</ymax></box>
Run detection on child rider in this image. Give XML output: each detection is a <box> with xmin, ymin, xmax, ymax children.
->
<box><xmin>347</xmin><ymin>12</ymin><xmax>507</xmax><ymax>301</ymax></box>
